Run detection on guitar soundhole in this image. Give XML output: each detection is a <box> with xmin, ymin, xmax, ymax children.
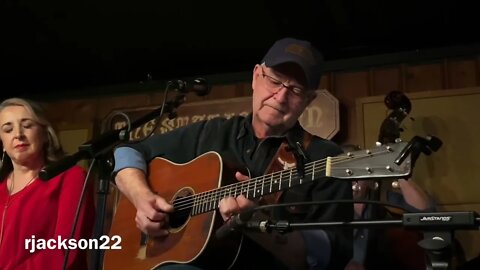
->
<box><xmin>169</xmin><ymin>188</ymin><xmax>193</xmax><ymax>229</ymax></box>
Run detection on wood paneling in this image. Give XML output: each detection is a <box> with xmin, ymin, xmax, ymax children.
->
<box><xmin>405</xmin><ymin>63</ymin><xmax>444</xmax><ymax>92</ymax></box>
<box><xmin>447</xmin><ymin>59</ymin><xmax>478</xmax><ymax>89</ymax></box>
<box><xmin>332</xmin><ymin>71</ymin><xmax>370</xmax><ymax>145</ymax></box>
<box><xmin>371</xmin><ymin>66</ymin><xmax>401</xmax><ymax>96</ymax></box>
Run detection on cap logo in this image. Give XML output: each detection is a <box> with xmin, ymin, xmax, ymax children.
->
<box><xmin>285</xmin><ymin>44</ymin><xmax>315</xmax><ymax>65</ymax></box>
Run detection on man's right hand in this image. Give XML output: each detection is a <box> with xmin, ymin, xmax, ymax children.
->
<box><xmin>133</xmin><ymin>191</ymin><xmax>174</xmax><ymax>237</ymax></box>
<box><xmin>115</xmin><ymin>167</ymin><xmax>174</xmax><ymax>237</ymax></box>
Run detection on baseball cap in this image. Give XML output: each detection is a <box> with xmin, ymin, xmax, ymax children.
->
<box><xmin>262</xmin><ymin>37</ymin><xmax>324</xmax><ymax>90</ymax></box>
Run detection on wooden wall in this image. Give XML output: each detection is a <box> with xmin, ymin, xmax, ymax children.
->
<box><xmin>44</xmin><ymin>56</ymin><xmax>480</xmax><ymax>147</ymax></box>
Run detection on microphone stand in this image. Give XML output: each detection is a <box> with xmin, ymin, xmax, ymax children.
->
<box><xmin>40</xmin><ymin>91</ymin><xmax>188</xmax><ymax>270</ymax></box>
<box><xmin>242</xmin><ymin>211</ymin><xmax>480</xmax><ymax>270</ymax></box>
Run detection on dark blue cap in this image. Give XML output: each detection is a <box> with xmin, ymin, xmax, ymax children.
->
<box><xmin>262</xmin><ymin>37</ymin><xmax>324</xmax><ymax>90</ymax></box>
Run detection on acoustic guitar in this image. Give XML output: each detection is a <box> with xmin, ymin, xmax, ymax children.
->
<box><xmin>103</xmin><ymin>141</ymin><xmax>413</xmax><ymax>270</ymax></box>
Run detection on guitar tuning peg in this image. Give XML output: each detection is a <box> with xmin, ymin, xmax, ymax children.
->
<box><xmin>375</xmin><ymin>142</ymin><xmax>382</xmax><ymax>146</ymax></box>
<box><xmin>395</xmin><ymin>138</ymin><xmax>402</xmax><ymax>143</ymax></box>
<box><xmin>352</xmin><ymin>181</ymin><xmax>361</xmax><ymax>191</ymax></box>
<box><xmin>391</xmin><ymin>180</ymin><xmax>400</xmax><ymax>189</ymax></box>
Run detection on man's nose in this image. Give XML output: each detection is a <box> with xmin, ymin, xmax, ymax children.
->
<box><xmin>273</xmin><ymin>86</ymin><xmax>289</xmax><ymax>102</ymax></box>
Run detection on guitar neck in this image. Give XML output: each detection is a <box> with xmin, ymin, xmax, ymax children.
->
<box><xmin>181</xmin><ymin>141</ymin><xmax>411</xmax><ymax>216</ymax></box>
<box><xmin>189</xmin><ymin>158</ymin><xmax>328</xmax><ymax>216</ymax></box>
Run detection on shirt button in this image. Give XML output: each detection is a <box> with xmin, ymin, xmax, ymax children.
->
<box><xmin>246</xmin><ymin>149</ymin><xmax>251</xmax><ymax>154</ymax></box>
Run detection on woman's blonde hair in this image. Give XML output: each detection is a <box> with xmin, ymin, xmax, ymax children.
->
<box><xmin>0</xmin><ymin>98</ymin><xmax>65</xmax><ymax>168</ymax></box>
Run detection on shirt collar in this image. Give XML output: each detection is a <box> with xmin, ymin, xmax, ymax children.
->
<box><xmin>237</xmin><ymin>113</ymin><xmax>304</xmax><ymax>142</ymax></box>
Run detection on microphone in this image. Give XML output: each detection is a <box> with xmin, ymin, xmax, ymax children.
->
<box><xmin>216</xmin><ymin>208</ymin><xmax>255</xmax><ymax>239</ymax></box>
<box><xmin>168</xmin><ymin>78</ymin><xmax>210</xmax><ymax>96</ymax></box>
<box><xmin>39</xmin><ymin>151</ymin><xmax>88</xmax><ymax>180</ymax></box>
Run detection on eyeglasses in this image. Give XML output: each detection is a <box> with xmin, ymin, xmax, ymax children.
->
<box><xmin>260</xmin><ymin>67</ymin><xmax>307</xmax><ymax>98</ymax></box>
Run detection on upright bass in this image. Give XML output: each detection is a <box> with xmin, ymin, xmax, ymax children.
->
<box><xmin>374</xmin><ymin>90</ymin><xmax>426</xmax><ymax>270</ymax></box>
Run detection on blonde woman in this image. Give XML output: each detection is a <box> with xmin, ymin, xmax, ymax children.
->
<box><xmin>0</xmin><ymin>98</ymin><xmax>95</xmax><ymax>269</ymax></box>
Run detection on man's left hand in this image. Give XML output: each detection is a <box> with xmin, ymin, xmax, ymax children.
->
<box><xmin>218</xmin><ymin>171</ymin><xmax>255</xmax><ymax>221</ymax></box>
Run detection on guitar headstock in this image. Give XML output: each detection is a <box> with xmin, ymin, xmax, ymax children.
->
<box><xmin>326</xmin><ymin>141</ymin><xmax>411</xmax><ymax>180</ymax></box>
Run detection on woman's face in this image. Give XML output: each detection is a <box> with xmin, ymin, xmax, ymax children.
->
<box><xmin>0</xmin><ymin>105</ymin><xmax>46</xmax><ymax>167</ymax></box>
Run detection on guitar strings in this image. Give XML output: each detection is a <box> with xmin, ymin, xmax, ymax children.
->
<box><xmin>171</xmin><ymin>160</ymin><xmax>330</xmax><ymax>212</ymax></box>
<box><xmin>192</xmin><ymin>154</ymin><xmax>354</xmax><ymax>204</ymax></box>
<box><xmin>171</xmin><ymin>153</ymin><xmax>371</xmax><ymax>212</ymax></box>
<box><xmin>171</xmin><ymin>151</ymin><xmax>390</xmax><ymax>213</ymax></box>
<box><xmin>172</xmin><ymin>151</ymin><xmax>385</xmax><ymax>212</ymax></box>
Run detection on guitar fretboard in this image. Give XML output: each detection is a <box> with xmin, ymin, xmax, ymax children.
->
<box><xmin>174</xmin><ymin>157</ymin><xmax>330</xmax><ymax>216</ymax></box>
<box><xmin>171</xmin><ymin>144</ymin><xmax>402</xmax><ymax>216</ymax></box>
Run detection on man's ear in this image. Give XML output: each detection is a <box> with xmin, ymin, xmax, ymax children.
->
<box><xmin>251</xmin><ymin>64</ymin><xmax>261</xmax><ymax>91</ymax></box>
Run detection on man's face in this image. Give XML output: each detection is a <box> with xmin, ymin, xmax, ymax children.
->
<box><xmin>251</xmin><ymin>63</ymin><xmax>316</xmax><ymax>137</ymax></box>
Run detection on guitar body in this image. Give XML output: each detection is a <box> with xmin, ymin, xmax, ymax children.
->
<box><xmin>104</xmin><ymin>152</ymin><xmax>242</xmax><ymax>270</ymax></box>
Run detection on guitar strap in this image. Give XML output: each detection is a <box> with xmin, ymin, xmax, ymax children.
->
<box><xmin>258</xmin><ymin>129</ymin><xmax>313</xmax><ymax>207</ymax></box>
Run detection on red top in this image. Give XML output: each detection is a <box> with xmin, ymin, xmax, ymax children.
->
<box><xmin>0</xmin><ymin>165</ymin><xmax>95</xmax><ymax>270</ymax></box>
